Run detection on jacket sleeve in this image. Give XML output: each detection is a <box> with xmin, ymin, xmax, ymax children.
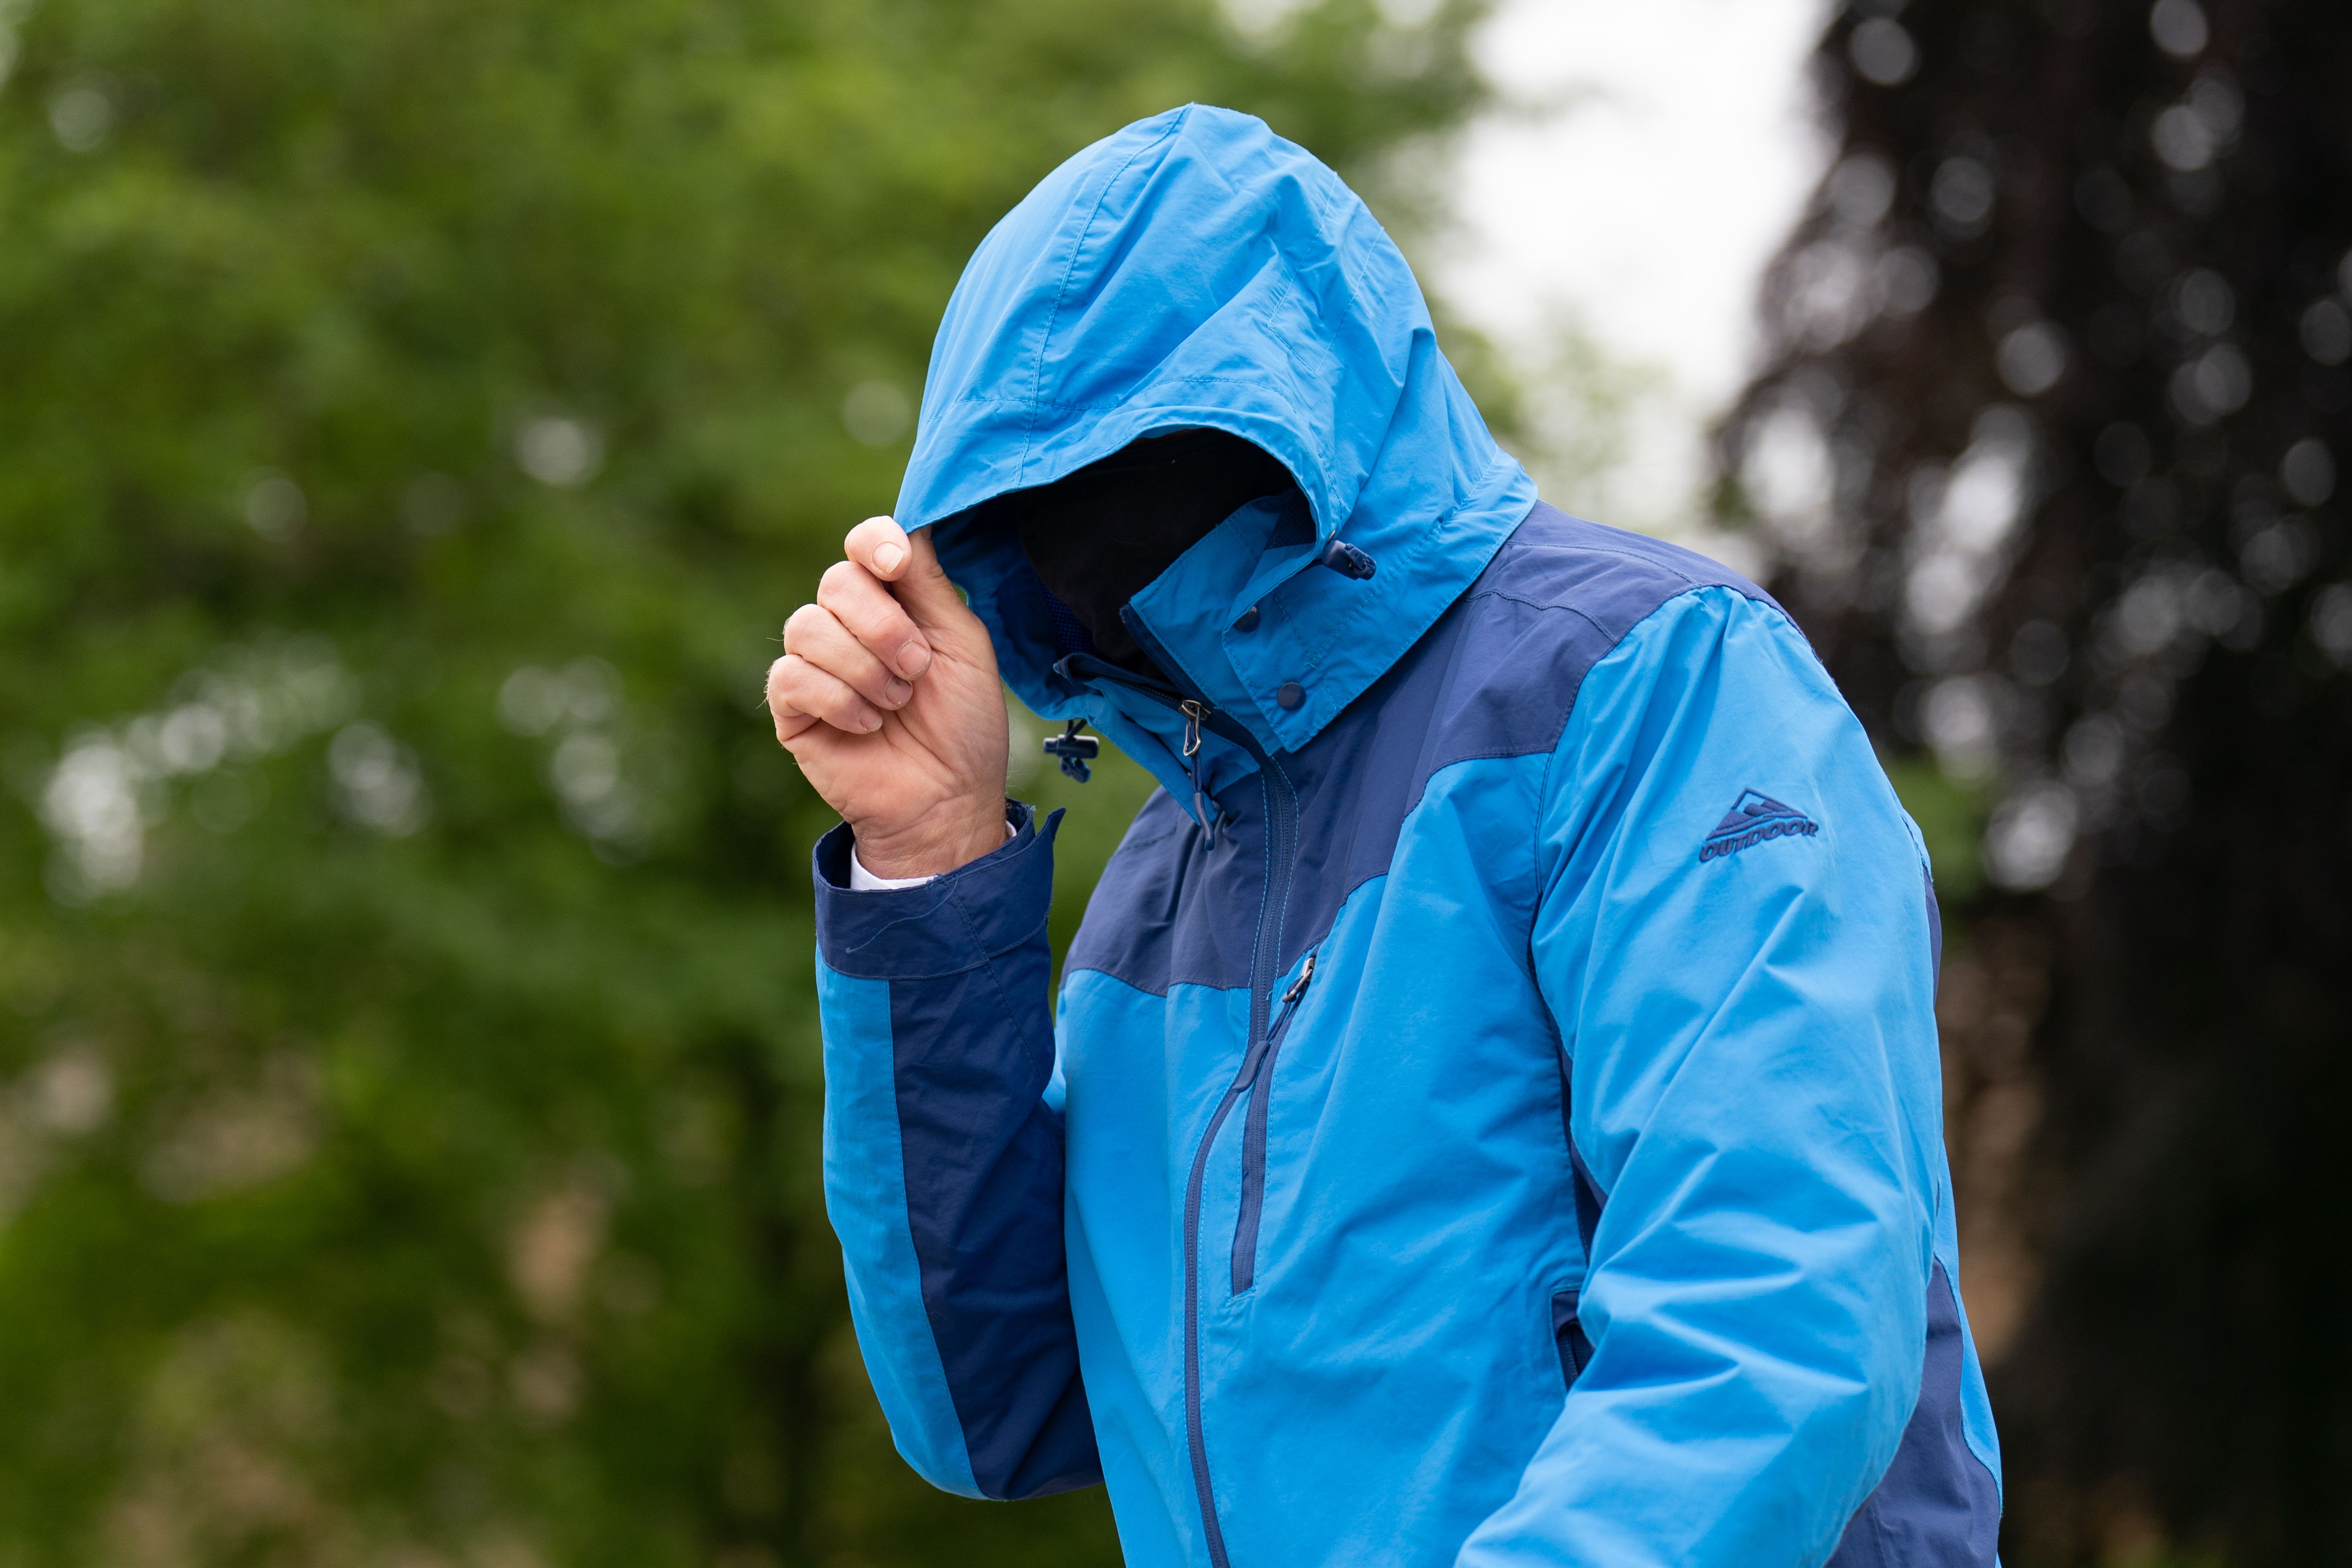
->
<box><xmin>813</xmin><ymin>801</ymin><xmax>1100</xmax><ymax>1501</ymax></box>
<box><xmin>1457</xmin><ymin>588</ymin><xmax>1953</xmax><ymax>1568</ymax></box>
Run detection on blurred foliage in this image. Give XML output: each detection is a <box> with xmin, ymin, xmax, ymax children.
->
<box><xmin>1884</xmin><ymin>754</ymin><xmax>1987</xmax><ymax>904</ymax></box>
<box><xmin>0</xmin><ymin>0</ymin><xmax>1494</xmax><ymax>1563</ymax></box>
<box><xmin>1489</xmin><ymin>310</ymin><xmax>1666</xmax><ymax>530</ymax></box>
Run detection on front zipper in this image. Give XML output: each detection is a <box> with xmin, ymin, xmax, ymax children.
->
<box><xmin>1230</xmin><ymin>951</ymin><xmax>1314</xmax><ymax>1294</ymax></box>
<box><xmin>1063</xmin><ymin>620</ymin><xmax>1301</xmax><ymax>1568</ymax></box>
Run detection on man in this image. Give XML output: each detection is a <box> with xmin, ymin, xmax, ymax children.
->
<box><xmin>766</xmin><ymin>105</ymin><xmax>2001</xmax><ymax>1567</ymax></box>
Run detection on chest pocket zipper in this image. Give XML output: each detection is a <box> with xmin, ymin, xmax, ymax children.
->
<box><xmin>1230</xmin><ymin>951</ymin><xmax>1316</xmax><ymax>1295</ymax></box>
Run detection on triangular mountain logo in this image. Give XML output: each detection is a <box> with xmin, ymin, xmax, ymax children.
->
<box><xmin>1700</xmin><ymin>789</ymin><xmax>1820</xmax><ymax>863</ymax></box>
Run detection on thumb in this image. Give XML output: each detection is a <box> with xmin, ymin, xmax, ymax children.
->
<box><xmin>879</xmin><ymin>525</ymin><xmax>976</xmax><ymax>634</ymax></box>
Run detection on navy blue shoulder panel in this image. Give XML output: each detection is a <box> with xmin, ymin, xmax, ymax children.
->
<box><xmin>1825</xmin><ymin>1261</ymin><xmax>2002</xmax><ymax>1566</ymax></box>
<box><xmin>1066</xmin><ymin>502</ymin><xmax>1785</xmax><ymax>996</ymax></box>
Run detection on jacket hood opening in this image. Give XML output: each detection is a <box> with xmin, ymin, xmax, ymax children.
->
<box><xmin>895</xmin><ymin>104</ymin><xmax>1537</xmax><ymax>812</ymax></box>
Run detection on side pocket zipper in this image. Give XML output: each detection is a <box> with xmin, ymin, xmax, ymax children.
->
<box><xmin>1230</xmin><ymin>951</ymin><xmax>1316</xmax><ymax>1295</ymax></box>
<box><xmin>1552</xmin><ymin>1287</ymin><xmax>1594</xmax><ymax>1390</ymax></box>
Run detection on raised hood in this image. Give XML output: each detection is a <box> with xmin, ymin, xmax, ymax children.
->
<box><xmin>896</xmin><ymin>104</ymin><xmax>1537</xmax><ymax>808</ymax></box>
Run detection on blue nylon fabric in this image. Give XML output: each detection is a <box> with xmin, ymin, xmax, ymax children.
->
<box><xmin>1825</xmin><ymin>1264</ymin><xmax>2003</xmax><ymax>1567</ymax></box>
<box><xmin>1066</xmin><ymin>504</ymin><xmax>1778</xmax><ymax>993</ymax></box>
<box><xmin>1937</xmin><ymin>1156</ymin><xmax>2006</xmax><ymax>1507</ymax></box>
<box><xmin>895</xmin><ymin>103</ymin><xmax>1537</xmax><ymax>788</ymax></box>
<box><xmin>1925</xmin><ymin>868</ymin><xmax>1946</xmax><ymax>980</ymax></box>
<box><xmin>1455</xmin><ymin>588</ymin><xmax>1998</xmax><ymax>1567</ymax></box>
<box><xmin>816</xmin><ymin>807</ymin><xmax>1100</xmax><ymax>1501</ymax></box>
<box><xmin>817</xmin><ymin>537</ymin><xmax>2004</xmax><ymax>1561</ymax></box>
<box><xmin>813</xmin><ymin>802</ymin><xmax>1058</xmax><ymax>982</ymax></box>
<box><xmin>1552</xmin><ymin>1289</ymin><xmax>1595</xmax><ymax>1387</ymax></box>
<box><xmin>814</xmin><ymin>101</ymin><xmax>2001</xmax><ymax>1566</ymax></box>
<box><xmin>815</xmin><ymin>958</ymin><xmax>982</xmax><ymax>1499</ymax></box>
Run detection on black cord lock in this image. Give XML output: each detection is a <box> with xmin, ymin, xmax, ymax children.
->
<box><xmin>1043</xmin><ymin>719</ymin><xmax>1099</xmax><ymax>782</ymax></box>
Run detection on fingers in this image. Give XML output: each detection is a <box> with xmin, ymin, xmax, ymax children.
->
<box><xmin>765</xmin><ymin>656</ymin><xmax>818</xmax><ymax>743</ymax></box>
<box><xmin>844</xmin><ymin>516</ymin><xmax>911</xmax><ymax>580</ymax></box>
<box><xmin>844</xmin><ymin>516</ymin><xmax>969</xmax><ymax>633</ymax></box>
<box><xmin>817</xmin><ymin>556</ymin><xmax>933</xmax><ymax>680</ymax></box>
<box><xmin>784</xmin><ymin>603</ymin><xmax>914</xmax><ymax>713</ymax></box>
<box><xmin>768</xmin><ymin>651</ymin><xmax>881</xmax><ymax>737</ymax></box>
<box><xmin>766</xmin><ymin>516</ymin><xmax>981</xmax><ymax>757</ymax></box>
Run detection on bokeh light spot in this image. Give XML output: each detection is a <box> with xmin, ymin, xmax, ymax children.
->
<box><xmin>47</xmin><ymin>80</ymin><xmax>114</xmax><ymax>152</ymax></box>
<box><xmin>842</xmin><ymin>380</ymin><xmax>912</xmax><ymax>447</ymax></box>
<box><xmin>1849</xmin><ymin>19</ymin><xmax>1918</xmax><ymax>87</ymax></box>
<box><xmin>2149</xmin><ymin>0</ymin><xmax>2209</xmax><ymax>58</ymax></box>
<box><xmin>516</xmin><ymin>417</ymin><xmax>603</xmax><ymax>487</ymax></box>
<box><xmin>243</xmin><ymin>470</ymin><xmax>307</xmax><ymax>541</ymax></box>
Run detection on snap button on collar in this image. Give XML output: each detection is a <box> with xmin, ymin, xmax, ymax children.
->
<box><xmin>1276</xmin><ymin>681</ymin><xmax>1304</xmax><ymax>711</ymax></box>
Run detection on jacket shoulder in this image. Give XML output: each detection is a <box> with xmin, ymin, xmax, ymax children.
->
<box><xmin>1391</xmin><ymin>503</ymin><xmax>1790</xmax><ymax>772</ymax></box>
<box><xmin>1060</xmin><ymin>506</ymin><xmax>1801</xmax><ymax>998</ymax></box>
<box><xmin>1472</xmin><ymin>501</ymin><xmax>1788</xmax><ymax>637</ymax></box>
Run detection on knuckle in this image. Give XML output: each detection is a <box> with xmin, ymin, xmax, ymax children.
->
<box><xmin>776</xmin><ymin>653</ymin><xmax>824</xmax><ymax>695</ymax></box>
<box><xmin>789</xmin><ymin>670</ymin><xmax>851</xmax><ymax>715</ymax></box>
<box><xmin>782</xmin><ymin>604</ymin><xmax>826</xmax><ymax>646</ymax></box>
<box><xmin>862</xmin><ymin>614</ymin><xmax>913</xmax><ymax>656</ymax></box>
<box><xmin>844</xmin><ymin>604</ymin><xmax>903</xmax><ymax>650</ymax></box>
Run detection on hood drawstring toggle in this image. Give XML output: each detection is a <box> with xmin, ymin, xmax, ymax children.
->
<box><xmin>1043</xmin><ymin>719</ymin><xmax>1099</xmax><ymax>782</ymax></box>
<box><xmin>1314</xmin><ymin>538</ymin><xmax>1378</xmax><ymax>580</ymax></box>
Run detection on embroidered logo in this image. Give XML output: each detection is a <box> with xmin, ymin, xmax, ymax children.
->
<box><xmin>1699</xmin><ymin>790</ymin><xmax>1820</xmax><ymax>863</ymax></box>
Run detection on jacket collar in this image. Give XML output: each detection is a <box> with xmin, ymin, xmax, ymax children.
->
<box><xmin>894</xmin><ymin>105</ymin><xmax>1535</xmax><ymax>813</ymax></box>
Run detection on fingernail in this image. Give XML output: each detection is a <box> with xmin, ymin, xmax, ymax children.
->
<box><xmin>875</xmin><ymin>543</ymin><xmax>906</xmax><ymax>574</ymax></box>
<box><xmin>897</xmin><ymin>642</ymin><xmax>932</xmax><ymax>679</ymax></box>
<box><xmin>863</xmin><ymin>710</ymin><xmax>884</xmax><ymax>733</ymax></box>
<box><xmin>884</xmin><ymin>677</ymin><xmax>913</xmax><ymax>705</ymax></box>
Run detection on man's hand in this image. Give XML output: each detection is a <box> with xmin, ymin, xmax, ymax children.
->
<box><xmin>767</xmin><ymin>517</ymin><xmax>1010</xmax><ymax>879</ymax></box>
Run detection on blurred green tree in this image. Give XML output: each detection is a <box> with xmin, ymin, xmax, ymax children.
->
<box><xmin>0</xmin><ymin>2</ymin><xmax>1494</xmax><ymax>1563</ymax></box>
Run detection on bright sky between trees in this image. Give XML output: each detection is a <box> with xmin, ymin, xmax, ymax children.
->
<box><xmin>1441</xmin><ymin>0</ymin><xmax>1828</xmax><ymax>558</ymax></box>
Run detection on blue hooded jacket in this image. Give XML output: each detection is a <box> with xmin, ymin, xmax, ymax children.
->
<box><xmin>811</xmin><ymin>105</ymin><xmax>2002</xmax><ymax>1568</ymax></box>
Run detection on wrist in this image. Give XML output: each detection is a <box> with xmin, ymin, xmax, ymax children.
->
<box><xmin>850</xmin><ymin>798</ymin><xmax>1009</xmax><ymax>880</ymax></box>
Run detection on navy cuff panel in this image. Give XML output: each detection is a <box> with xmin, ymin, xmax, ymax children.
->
<box><xmin>813</xmin><ymin>802</ymin><xmax>1062</xmax><ymax>980</ymax></box>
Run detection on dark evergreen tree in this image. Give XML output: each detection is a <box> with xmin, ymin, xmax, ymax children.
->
<box><xmin>1722</xmin><ymin>0</ymin><xmax>2352</xmax><ymax>1561</ymax></box>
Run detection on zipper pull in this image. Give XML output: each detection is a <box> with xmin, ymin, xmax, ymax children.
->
<box><xmin>1283</xmin><ymin>951</ymin><xmax>1317</xmax><ymax>1007</ymax></box>
<box><xmin>1181</xmin><ymin>699</ymin><xmax>1221</xmax><ymax>846</ymax></box>
<box><xmin>1263</xmin><ymin>952</ymin><xmax>1317</xmax><ymax>1049</ymax></box>
<box><xmin>1235</xmin><ymin>954</ymin><xmax>1313</xmax><ymax>1092</ymax></box>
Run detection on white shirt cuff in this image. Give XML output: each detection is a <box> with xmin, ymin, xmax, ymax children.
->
<box><xmin>848</xmin><ymin>819</ymin><xmax>1015</xmax><ymax>891</ymax></box>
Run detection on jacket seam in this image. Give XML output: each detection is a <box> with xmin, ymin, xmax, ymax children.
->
<box><xmin>1530</xmin><ymin>581</ymin><xmax>1772</xmax><ymax>890</ymax></box>
<box><xmin>1059</xmin><ymin>583</ymin><xmax>1782</xmax><ymax>999</ymax></box>
<box><xmin>822</xmin><ymin>915</ymin><xmax>1052</xmax><ymax>984</ymax></box>
<box><xmin>971</xmin><ymin>374</ymin><xmax>1298</xmax><ymax>411</ymax></box>
<box><xmin>1022</xmin><ymin>111</ymin><xmax>1190</xmax><ymax>475</ymax></box>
